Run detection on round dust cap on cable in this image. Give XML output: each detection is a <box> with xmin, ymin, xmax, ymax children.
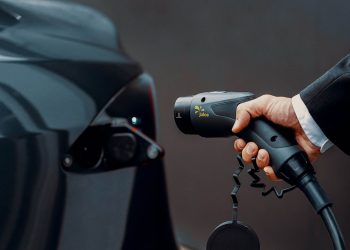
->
<box><xmin>206</xmin><ymin>221</ymin><xmax>260</xmax><ymax>250</ymax></box>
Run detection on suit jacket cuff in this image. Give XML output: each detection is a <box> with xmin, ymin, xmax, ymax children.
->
<box><xmin>299</xmin><ymin>54</ymin><xmax>350</xmax><ymax>155</ymax></box>
<box><xmin>292</xmin><ymin>94</ymin><xmax>333</xmax><ymax>153</ymax></box>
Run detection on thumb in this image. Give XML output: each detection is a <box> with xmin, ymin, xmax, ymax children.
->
<box><xmin>232</xmin><ymin>95</ymin><xmax>271</xmax><ymax>133</ymax></box>
<box><xmin>232</xmin><ymin>104</ymin><xmax>251</xmax><ymax>133</ymax></box>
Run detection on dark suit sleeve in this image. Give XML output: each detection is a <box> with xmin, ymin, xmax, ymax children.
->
<box><xmin>300</xmin><ymin>54</ymin><xmax>350</xmax><ymax>155</ymax></box>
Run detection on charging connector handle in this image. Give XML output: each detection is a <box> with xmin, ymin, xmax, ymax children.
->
<box><xmin>174</xmin><ymin>91</ymin><xmax>346</xmax><ymax>249</ymax></box>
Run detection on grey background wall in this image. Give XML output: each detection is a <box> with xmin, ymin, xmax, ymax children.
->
<box><xmin>76</xmin><ymin>1</ymin><xmax>350</xmax><ymax>249</ymax></box>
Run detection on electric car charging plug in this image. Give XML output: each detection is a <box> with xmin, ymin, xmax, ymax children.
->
<box><xmin>174</xmin><ymin>91</ymin><xmax>345</xmax><ymax>250</ymax></box>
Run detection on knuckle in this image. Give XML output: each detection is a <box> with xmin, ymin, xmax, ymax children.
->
<box><xmin>236</xmin><ymin>103</ymin><xmax>244</xmax><ymax>113</ymax></box>
<box><xmin>257</xmin><ymin>150</ymin><xmax>269</xmax><ymax>167</ymax></box>
<box><xmin>233</xmin><ymin>141</ymin><xmax>240</xmax><ymax>151</ymax></box>
<box><xmin>242</xmin><ymin>149</ymin><xmax>251</xmax><ymax>161</ymax></box>
<box><xmin>261</xmin><ymin>94</ymin><xmax>272</xmax><ymax>99</ymax></box>
<box><xmin>236</xmin><ymin>139</ymin><xmax>245</xmax><ymax>149</ymax></box>
<box><xmin>247</xmin><ymin>142</ymin><xmax>258</xmax><ymax>151</ymax></box>
<box><xmin>259</xmin><ymin>94</ymin><xmax>273</xmax><ymax>103</ymax></box>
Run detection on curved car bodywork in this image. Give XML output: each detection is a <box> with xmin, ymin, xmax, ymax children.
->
<box><xmin>0</xmin><ymin>1</ymin><xmax>177</xmax><ymax>249</ymax></box>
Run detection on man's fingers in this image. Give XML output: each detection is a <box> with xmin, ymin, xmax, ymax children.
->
<box><xmin>242</xmin><ymin>142</ymin><xmax>258</xmax><ymax>162</ymax></box>
<box><xmin>256</xmin><ymin>149</ymin><xmax>269</xmax><ymax>169</ymax></box>
<box><xmin>237</xmin><ymin>143</ymin><xmax>279</xmax><ymax>181</ymax></box>
<box><xmin>234</xmin><ymin>139</ymin><xmax>246</xmax><ymax>152</ymax></box>
<box><xmin>232</xmin><ymin>95</ymin><xmax>272</xmax><ymax>133</ymax></box>
<box><xmin>263</xmin><ymin>166</ymin><xmax>280</xmax><ymax>181</ymax></box>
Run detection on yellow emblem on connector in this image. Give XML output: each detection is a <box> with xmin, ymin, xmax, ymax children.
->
<box><xmin>194</xmin><ymin>105</ymin><xmax>209</xmax><ymax>118</ymax></box>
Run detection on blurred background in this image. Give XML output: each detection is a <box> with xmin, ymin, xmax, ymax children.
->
<box><xmin>71</xmin><ymin>0</ymin><xmax>349</xmax><ymax>249</ymax></box>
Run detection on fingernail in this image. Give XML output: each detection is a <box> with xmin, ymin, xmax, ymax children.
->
<box><xmin>263</xmin><ymin>167</ymin><xmax>270</xmax><ymax>175</ymax></box>
<box><xmin>258</xmin><ymin>152</ymin><xmax>265</xmax><ymax>160</ymax></box>
<box><xmin>247</xmin><ymin>144</ymin><xmax>254</xmax><ymax>154</ymax></box>
<box><xmin>232</xmin><ymin>120</ymin><xmax>239</xmax><ymax>132</ymax></box>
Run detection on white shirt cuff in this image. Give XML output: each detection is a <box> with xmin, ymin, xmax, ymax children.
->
<box><xmin>292</xmin><ymin>94</ymin><xmax>333</xmax><ymax>153</ymax></box>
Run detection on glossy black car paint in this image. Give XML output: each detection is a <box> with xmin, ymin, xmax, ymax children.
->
<box><xmin>0</xmin><ymin>1</ymin><xmax>177</xmax><ymax>249</ymax></box>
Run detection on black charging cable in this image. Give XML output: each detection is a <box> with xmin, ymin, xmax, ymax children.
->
<box><xmin>296</xmin><ymin>173</ymin><xmax>345</xmax><ymax>250</ymax></box>
<box><xmin>321</xmin><ymin>207</ymin><xmax>345</xmax><ymax>250</ymax></box>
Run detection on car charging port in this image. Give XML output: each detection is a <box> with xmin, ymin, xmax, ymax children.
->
<box><xmin>63</xmin><ymin>118</ymin><xmax>164</xmax><ymax>173</ymax></box>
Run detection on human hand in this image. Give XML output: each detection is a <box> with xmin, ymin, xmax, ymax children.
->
<box><xmin>231</xmin><ymin>95</ymin><xmax>320</xmax><ymax>180</ymax></box>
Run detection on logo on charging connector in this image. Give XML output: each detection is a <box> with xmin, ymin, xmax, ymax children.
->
<box><xmin>194</xmin><ymin>105</ymin><xmax>209</xmax><ymax>118</ymax></box>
